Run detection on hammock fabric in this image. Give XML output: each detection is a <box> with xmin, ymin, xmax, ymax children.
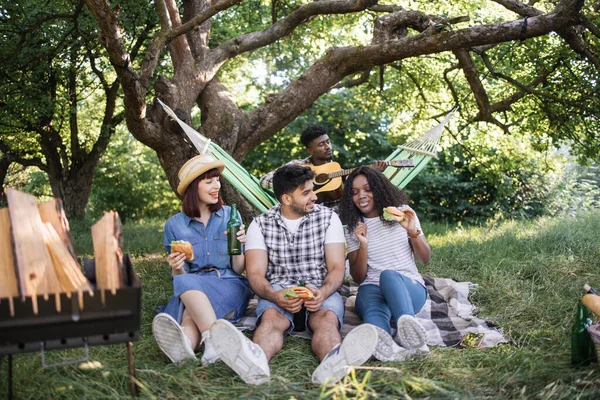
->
<box><xmin>158</xmin><ymin>99</ymin><xmax>456</xmax><ymax>212</ymax></box>
<box><xmin>158</xmin><ymin>99</ymin><xmax>278</xmax><ymax>212</ymax></box>
<box><xmin>383</xmin><ymin>107</ymin><xmax>458</xmax><ymax>188</ymax></box>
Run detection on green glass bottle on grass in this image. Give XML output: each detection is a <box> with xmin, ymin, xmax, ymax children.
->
<box><xmin>227</xmin><ymin>204</ymin><xmax>242</xmax><ymax>256</ymax></box>
<box><xmin>571</xmin><ymin>300</ymin><xmax>595</xmax><ymax>366</ymax></box>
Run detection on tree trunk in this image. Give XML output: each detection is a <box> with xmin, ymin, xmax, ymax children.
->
<box><xmin>0</xmin><ymin>158</ymin><xmax>10</xmax><ymax>207</ymax></box>
<box><xmin>46</xmin><ymin>161</ymin><xmax>96</xmax><ymax>219</ymax></box>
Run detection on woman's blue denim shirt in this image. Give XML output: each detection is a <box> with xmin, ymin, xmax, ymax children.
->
<box><xmin>163</xmin><ymin>205</ymin><xmax>242</xmax><ymax>273</ymax></box>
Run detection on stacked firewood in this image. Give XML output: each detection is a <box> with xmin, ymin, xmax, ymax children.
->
<box><xmin>0</xmin><ymin>188</ymin><xmax>126</xmax><ymax>316</ymax></box>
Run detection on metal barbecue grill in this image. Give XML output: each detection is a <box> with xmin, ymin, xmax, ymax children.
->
<box><xmin>0</xmin><ymin>255</ymin><xmax>141</xmax><ymax>398</ymax></box>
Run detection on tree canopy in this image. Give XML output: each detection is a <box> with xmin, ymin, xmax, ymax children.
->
<box><xmin>0</xmin><ymin>1</ymin><xmax>142</xmax><ymax>216</ymax></box>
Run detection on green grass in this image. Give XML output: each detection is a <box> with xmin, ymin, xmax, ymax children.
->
<box><xmin>2</xmin><ymin>212</ymin><xmax>600</xmax><ymax>399</ymax></box>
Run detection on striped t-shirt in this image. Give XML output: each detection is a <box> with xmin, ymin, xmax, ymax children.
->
<box><xmin>345</xmin><ymin>214</ymin><xmax>425</xmax><ymax>287</ymax></box>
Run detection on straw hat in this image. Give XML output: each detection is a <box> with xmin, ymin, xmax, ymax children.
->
<box><xmin>177</xmin><ymin>154</ymin><xmax>225</xmax><ymax>195</ymax></box>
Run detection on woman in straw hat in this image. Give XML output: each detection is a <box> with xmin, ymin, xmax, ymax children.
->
<box><xmin>152</xmin><ymin>154</ymin><xmax>252</xmax><ymax>364</ymax></box>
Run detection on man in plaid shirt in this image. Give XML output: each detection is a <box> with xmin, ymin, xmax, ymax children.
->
<box><xmin>210</xmin><ymin>164</ymin><xmax>378</xmax><ymax>386</ymax></box>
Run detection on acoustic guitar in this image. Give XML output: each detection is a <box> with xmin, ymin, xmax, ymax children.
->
<box><xmin>307</xmin><ymin>159</ymin><xmax>414</xmax><ymax>195</ymax></box>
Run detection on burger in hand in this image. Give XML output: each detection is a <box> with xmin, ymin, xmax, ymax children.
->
<box><xmin>171</xmin><ymin>240</ymin><xmax>194</xmax><ymax>261</ymax></box>
<box><xmin>284</xmin><ymin>286</ymin><xmax>314</xmax><ymax>300</ymax></box>
<box><xmin>382</xmin><ymin>206</ymin><xmax>408</xmax><ymax>223</ymax></box>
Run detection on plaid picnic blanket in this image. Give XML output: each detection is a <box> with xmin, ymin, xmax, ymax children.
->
<box><xmin>235</xmin><ymin>275</ymin><xmax>507</xmax><ymax>348</ymax></box>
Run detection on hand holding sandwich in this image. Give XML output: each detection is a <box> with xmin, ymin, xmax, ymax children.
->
<box><xmin>275</xmin><ymin>289</ymin><xmax>304</xmax><ymax>313</ymax></box>
<box><xmin>278</xmin><ymin>285</ymin><xmax>323</xmax><ymax>313</ymax></box>
<box><xmin>168</xmin><ymin>240</ymin><xmax>194</xmax><ymax>275</ymax></box>
<box><xmin>303</xmin><ymin>286</ymin><xmax>325</xmax><ymax>312</ymax></box>
<box><xmin>167</xmin><ymin>251</ymin><xmax>187</xmax><ymax>275</ymax></box>
<box><xmin>383</xmin><ymin>205</ymin><xmax>419</xmax><ymax>237</ymax></box>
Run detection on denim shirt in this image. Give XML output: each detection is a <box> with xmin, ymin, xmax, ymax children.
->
<box><xmin>163</xmin><ymin>205</ymin><xmax>242</xmax><ymax>274</ymax></box>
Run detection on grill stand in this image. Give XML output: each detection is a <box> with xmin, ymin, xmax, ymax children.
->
<box><xmin>3</xmin><ymin>342</ymin><xmax>137</xmax><ymax>398</ymax></box>
<box><xmin>1</xmin><ymin>255</ymin><xmax>141</xmax><ymax>398</ymax></box>
<box><xmin>8</xmin><ymin>354</ymin><xmax>12</xmax><ymax>400</ymax></box>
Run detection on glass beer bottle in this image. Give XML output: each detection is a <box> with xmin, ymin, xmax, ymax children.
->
<box><xmin>293</xmin><ymin>280</ymin><xmax>307</xmax><ymax>332</ymax></box>
<box><xmin>571</xmin><ymin>300</ymin><xmax>595</xmax><ymax>366</ymax></box>
<box><xmin>228</xmin><ymin>204</ymin><xmax>242</xmax><ymax>255</ymax></box>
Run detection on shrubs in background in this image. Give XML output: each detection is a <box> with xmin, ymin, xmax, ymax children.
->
<box><xmin>406</xmin><ymin>144</ymin><xmax>600</xmax><ymax>224</ymax></box>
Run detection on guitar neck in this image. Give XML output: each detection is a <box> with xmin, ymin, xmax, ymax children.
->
<box><xmin>328</xmin><ymin>161</ymin><xmax>395</xmax><ymax>179</ymax></box>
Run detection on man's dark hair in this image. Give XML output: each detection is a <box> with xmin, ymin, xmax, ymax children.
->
<box><xmin>300</xmin><ymin>125</ymin><xmax>328</xmax><ymax>148</ymax></box>
<box><xmin>273</xmin><ymin>164</ymin><xmax>314</xmax><ymax>201</ymax></box>
<box><xmin>339</xmin><ymin>166</ymin><xmax>409</xmax><ymax>232</ymax></box>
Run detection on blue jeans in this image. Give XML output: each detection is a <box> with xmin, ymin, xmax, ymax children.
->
<box><xmin>355</xmin><ymin>270</ymin><xmax>427</xmax><ymax>334</ymax></box>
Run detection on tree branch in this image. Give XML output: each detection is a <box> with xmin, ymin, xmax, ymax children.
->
<box><xmin>479</xmin><ymin>53</ymin><xmax>575</xmax><ymax>110</ymax></box>
<box><xmin>453</xmin><ymin>49</ymin><xmax>492</xmax><ymax>121</ymax></box>
<box><xmin>235</xmin><ymin>0</ymin><xmax>583</xmax><ymax>157</ymax></box>
<box><xmin>581</xmin><ymin>15</ymin><xmax>600</xmax><ymax>39</ymax></box>
<box><xmin>183</xmin><ymin>0</ymin><xmax>214</xmax><ymax>60</ymax></box>
<box><xmin>140</xmin><ymin>0</ymin><xmax>241</xmax><ymax>86</ymax></box>
<box><xmin>68</xmin><ymin>47</ymin><xmax>82</xmax><ymax>162</ymax></box>
<box><xmin>163</xmin><ymin>0</ymin><xmax>195</xmax><ymax>75</ymax></box>
<box><xmin>333</xmin><ymin>70</ymin><xmax>372</xmax><ymax>89</ymax></box>
<box><xmin>211</xmin><ymin>0</ymin><xmax>379</xmax><ymax>65</ymax></box>
<box><xmin>0</xmin><ymin>141</ymin><xmax>45</xmax><ymax>170</ymax></box>
<box><xmin>443</xmin><ymin>64</ymin><xmax>462</xmax><ymax>107</ymax></box>
<box><xmin>494</xmin><ymin>0</ymin><xmax>600</xmax><ymax>73</ymax></box>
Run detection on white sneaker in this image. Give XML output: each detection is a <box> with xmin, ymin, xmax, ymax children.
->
<box><xmin>412</xmin><ymin>344</ymin><xmax>431</xmax><ymax>359</ymax></box>
<box><xmin>372</xmin><ymin>325</ymin><xmax>415</xmax><ymax>362</ymax></box>
<box><xmin>152</xmin><ymin>313</ymin><xmax>197</xmax><ymax>363</ymax></box>
<box><xmin>311</xmin><ymin>324</ymin><xmax>378</xmax><ymax>386</ymax></box>
<box><xmin>200</xmin><ymin>330</ymin><xmax>219</xmax><ymax>365</ymax></box>
<box><xmin>395</xmin><ymin>315</ymin><xmax>427</xmax><ymax>349</ymax></box>
<box><xmin>210</xmin><ymin>319</ymin><xmax>270</xmax><ymax>385</ymax></box>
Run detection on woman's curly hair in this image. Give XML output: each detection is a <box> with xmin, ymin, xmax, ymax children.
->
<box><xmin>339</xmin><ymin>166</ymin><xmax>409</xmax><ymax>232</ymax></box>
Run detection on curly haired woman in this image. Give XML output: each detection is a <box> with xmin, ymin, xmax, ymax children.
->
<box><xmin>339</xmin><ymin>166</ymin><xmax>431</xmax><ymax>358</ymax></box>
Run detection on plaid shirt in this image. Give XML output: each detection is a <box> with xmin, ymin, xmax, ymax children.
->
<box><xmin>253</xmin><ymin>204</ymin><xmax>333</xmax><ymax>287</ymax></box>
<box><xmin>259</xmin><ymin>157</ymin><xmax>340</xmax><ymax>211</ymax></box>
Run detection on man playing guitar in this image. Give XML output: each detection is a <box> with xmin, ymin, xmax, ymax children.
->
<box><xmin>260</xmin><ymin>126</ymin><xmax>388</xmax><ymax>212</ymax></box>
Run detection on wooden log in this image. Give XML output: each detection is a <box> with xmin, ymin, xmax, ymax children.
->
<box><xmin>5</xmin><ymin>188</ymin><xmax>63</xmax><ymax>314</ymax></box>
<box><xmin>0</xmin><ymin>208</ymin><xmax>18</xmax><ymax>316</ymax></box>
<box><xmin>42</xmin><ymin>222</ymin><xmax>93</xmax><ymax>309</ymax></box>
<box><xmin>38</xmin><ymin>198</ymin><xmax>77</xmax><ymax>261</ymax></box>
<box><xmin>91</xmin><ymin>211</ymin><xmax>125</xmax><ymax>302</ymax></box>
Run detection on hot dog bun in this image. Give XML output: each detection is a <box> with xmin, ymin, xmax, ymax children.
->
<box><xmin>383</xmin><ymin>206</ymin><xmax>407</xmax><ymax>222</ymax></box>
<box><xmin>171</xmin><ymin>240</ymin><xmax>194</xmax><ymax>261</ymax></box>
<box><xmin>284</xmin><ymin>286</ymin><xmax>314</xmax><ymax>300</ymax></box>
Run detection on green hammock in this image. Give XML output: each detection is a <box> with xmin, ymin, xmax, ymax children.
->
<box><xmin>383</xmin><ymin>107</ymin><xmax>458</xmax><ymax>188</ymax></box>
<box><xmin>158</xmin><ymin>99</ymin><xmax>456</xmax><ymax>213</ymax></box>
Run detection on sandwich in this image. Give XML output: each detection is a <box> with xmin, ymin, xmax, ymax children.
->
<box><xmin>382</xmin><ymin>206</ymin><xmax>408</xmax><ymax>222</ymax></box>
<box><xmin>171</xmin><ymin>240</ymin><xmax>194</xmax><ymax>261</ymax></box>
<box><xmin>284</xmin><ymin>286</ymin><xmax>314</xmax><ymax>300</ymax></box>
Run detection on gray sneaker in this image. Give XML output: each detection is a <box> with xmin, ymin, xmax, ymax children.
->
<box><xmin>372</xmin><ymin>325</ymin><xmax>416</xmax><ymax>362</ymax></box>
<box><xmin>152</xmin><ymin>313</ymin><xmax>197</xmax><ymax>363</ymax></box>
<box><xmin>395</xmin><ymin>315</ymin><xmax>427</xmax><ymax>349</ymax></box>
<box><xmin>311</xmin><ymin>324</ymin><xmax>378</xmax><ymax>386</ymax></box>
<box><xmin>210</xmin><ymin>319</ymin><xmax>270</xmax><ymax>385</ymax></box>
